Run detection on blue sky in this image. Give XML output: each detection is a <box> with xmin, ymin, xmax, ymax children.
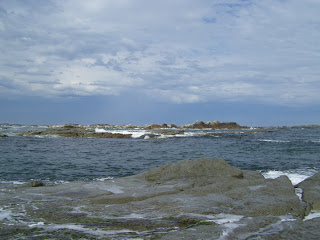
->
<box><xmin>0</xmin><ymin>0</ymin><xmax>319</xmax><ymax>126</ymax></box>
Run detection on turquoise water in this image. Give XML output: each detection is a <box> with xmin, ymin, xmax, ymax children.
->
<box><xmin>0</xmin><ymin>125</ymin><xmax>319</xmax><ymax>182</ymax></box>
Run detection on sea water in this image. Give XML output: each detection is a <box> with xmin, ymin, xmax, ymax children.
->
<box><xmin>0</xmin><ymin>124</ymin><xmax>319</xmax><ymax>184</ymax></box>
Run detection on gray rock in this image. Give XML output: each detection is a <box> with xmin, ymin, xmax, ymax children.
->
<box><xmin>1</xmin><ymin>158</ymin><xmax>312</xmax><ymax>239</ymax></box>
<box><xmin>137</xmin><ymin>158</ymin><xmax>244</xmax><ymax>182</ymax></box>
<box><xmin>297</xmin><ymin>172</ymin><xmax>320</xmax><ymax>210</ymax></box>
<box><xmin>93</xmin><ymin>158</ymin><xmax>306</xmax><ymax>218</ymax></box>
<box><xmin>26</xmin><ymin>180</ymin><xmax>44</xmax><ymax>187</ymax></box>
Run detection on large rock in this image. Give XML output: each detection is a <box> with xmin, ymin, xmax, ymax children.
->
<box><xmin>89</xmin><ymin>158</ymin><xmax>305</xmax><ymax>218</ymax></box>
<box><xmin>138</xmin><ymin>158</ymin><xmax>244</xmax><ymax>182</ymax></box>
<box><xmin>0</xmin><ymin>158</ymin><xmax>312</xmax><ymax>239</ymax></box>
<box><xmin>135</xmin><ymin>159</ymin><xmax>304</xmax><ymax>217</ymax></box>
<box><xmin>297</xmin><ymin>172</ymin><xmax>320</xmax><ymax>210</ymax></box>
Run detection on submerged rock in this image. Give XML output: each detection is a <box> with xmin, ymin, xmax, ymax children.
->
<box><xmin>0</xmin><ymin>134</ymin><xmax>8</xmax><ymax>137</ymax></box>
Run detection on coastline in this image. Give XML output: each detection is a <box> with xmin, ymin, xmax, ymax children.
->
<box><xmin>1</xmin><ymin>158</ymin><xmax>320</xmax><ymax>239</ymax></box>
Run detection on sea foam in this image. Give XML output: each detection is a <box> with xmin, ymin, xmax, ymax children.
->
<box><xmin>0</xmin><ymin>208</ymin><xmax>12</xmax><ymax>221</ymax></box>
<box><xmin>262</xmin><ymin>169</ymin><xmax>317</xmax><ymax>185</ymax></box>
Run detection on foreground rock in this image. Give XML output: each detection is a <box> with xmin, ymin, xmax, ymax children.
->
<box><xmin>1</xmin><ymin>158</ymin><xmax>318</xmax><ymax>239</ymax></box>
<box><xmin>297</xmin><ymin>172</ymin><xmax>320</xmax><ymax>210</ymax></box>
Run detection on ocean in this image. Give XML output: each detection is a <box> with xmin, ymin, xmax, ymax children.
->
<box><xmin>1</xmin><ymin>124</ymin><xmax>319</xmax><ymax>185</ymax></box>
<box><xmin>1</xmin><ymin>124</ymin><xmax>320</xmax><ymax>239</ymax></box>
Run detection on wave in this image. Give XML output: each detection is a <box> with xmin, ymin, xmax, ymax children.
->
<box><xmin>0</xmin><ymin>180</ymin><xmax>26</xmax><ymax>185</ymax></box>
<box><xmin>95</xmin><ymin>128</ymin><xmax>153</xmax><ymax>139</ymax></box>
<box><xmin>94</xmin><ymin>128</ymin><xmax>210</xmax><ymax>139</ymax></box>
<box><xmin>258</xmin><ymin>139</ymin><xmax>290</xmax><ymax>143</ymax></box>
<box><xmin>262</xmin><ymin>169</ymin><xmax>317</xmax><ymax>185</ymax></box>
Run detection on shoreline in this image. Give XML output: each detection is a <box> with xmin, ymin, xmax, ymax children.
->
<box><xmin>1</xmin><ymin>158</ymin><xmax>320</xmax><ymax>239</ymax></box>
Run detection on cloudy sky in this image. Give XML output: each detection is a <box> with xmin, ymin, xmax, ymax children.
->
<box><xmin>0</xmin><ymin>0</ymin><xmax>319</xmax><ymax>126</ymax></box>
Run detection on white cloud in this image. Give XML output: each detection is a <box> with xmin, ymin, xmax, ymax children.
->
<box><xmin>0</xmin><ymin>0</ymin><xmax>319</xmax><ymax>106</ymax></box>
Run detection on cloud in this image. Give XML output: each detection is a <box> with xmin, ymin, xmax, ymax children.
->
<box><xmin>0</xmin><ymin>0</ymin><xmax>320</xmax><ymax>106</ymax></box>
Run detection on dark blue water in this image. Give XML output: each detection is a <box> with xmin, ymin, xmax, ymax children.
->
<box><xmin>0</xmin><ymin>126</ymin><xmax>319</xmax><ymax>182</ymax></box>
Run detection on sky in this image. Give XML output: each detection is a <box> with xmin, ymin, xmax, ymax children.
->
<box><xmin>0</xmin><ymin>0</ymin><xmax>319</xmax><ymax>126</ymax></box>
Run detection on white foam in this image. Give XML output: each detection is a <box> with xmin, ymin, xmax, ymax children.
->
<box><xmin>33</xmin><ymin>134</ymin><xmax>59</xmax><ymax>138</ymax></box>
<box><xmin>295</xmin><ymin>188</ymin><xmax>303</xmax><ymax>200</ymax></box>
<box><xmin>304</xmin><ymin>210</ymin><xmax>320</xmax><ymax>221</ymax></box>
<box><xmin>95</xmin><ymin>129</ymin><xmax>152</xmax><ymax>138</ymax></box>
<box><xmin>219</xmin><ymin>222</ymin><xmax>244</xmax><ymax>240</ymax></box>
<box><xmin>0</xmin><ymin>208</ymin><xmax>12</xmax><ymax>221</ymax></box>
<box><xmin>28</xmin><ymin>222</ymin><xmax>45</xmax><ymax>227</ymax></box>
<box><xmin>262</xmin><ymin>170</ymin><xmax>317</xmax><ymax>185</ymax></box>
<box><xmin>110</xmin><ymin>130</ymin><xmax>149</xmax><ymax>138</ymax></box>
<box><xmin>258</xmin><ymin>139</ymin><xmax>290</xmax><ymax>143</ymax></box>
<box><xmin>95</xmin><ymin>128</ymin><xmax>107</xmax><ymax>133</ymax></box>
<box><xmin>118</xmin><ymin>213</ymin><xmax>146</xmax><ymax>219</ymax></box>
<box><xmin>47</xmin><ymin>223</ymin><xmax>137</xmax><ymax>236</ymax></box>
<box><xmin>188</xmin><ymin>213</ymin><xmax>244</xmax><ymax>225</ymax></box>
<box><xmin>0</xmin><ymin>180</ymin><xmax>26</xmax><ymax>185</ymax></box>
<box><xmin>94</xmin><ymin>177</ymin><xmax>114</xmax><ymax>181</ymax></box>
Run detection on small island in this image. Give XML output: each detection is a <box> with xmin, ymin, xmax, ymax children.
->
<box><xmin>18</xmin><ymin>120</ymin><xmax>252</xmax><ymax>139</ymax></box>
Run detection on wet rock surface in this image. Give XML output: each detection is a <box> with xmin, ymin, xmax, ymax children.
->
<box><xmin>1</xmin><ymin>158</ymin><xmax>320</xmax><ymax>239</ymax></box>
<box><xmin>297</xmin><ymin>172</ymin><xmax>320</xmax><ymax>210</ymax></box>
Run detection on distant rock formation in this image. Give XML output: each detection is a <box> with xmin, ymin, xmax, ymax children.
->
<box><xmin>17</xmin><ymin>120</ymin><xmax>248</xmax><ymax>139</ymax></box>
<box><xmin>181</xmin><ymin>120</ymin><xmax>245</xmax><ymax>129</ymax></box>
<box><xmin>19</xmin><ymin>126</ymin><xmax>132</xmax><ymax>138</ymax></box>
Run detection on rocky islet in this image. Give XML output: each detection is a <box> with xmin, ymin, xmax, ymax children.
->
<box><xmin>16</xmin><ymin>120</ymin><xmax>251</xmax><ymax>139</ymax></box>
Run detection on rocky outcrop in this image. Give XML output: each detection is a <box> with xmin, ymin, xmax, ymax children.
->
<box><xmin>19</xmin><ymin>127</ymin><xmax>132</xmax><ymax>139</ymax></box>
<box><xmin>152</xmin><ymin>129</ymin><xmax>185</xmax><ymax>136</ymax></box>
<box><xmin>135</xmin><ymin>158</ymin><xmax>305</xmax><ymax>218</ymax></box>
<box><xmin>80</xmin><ymin>120</ymin><xmax>247</xmax><ymax>130</ymax></box>
<box><xmin>0</xmin><ymin>158</ymin><xmax>317</xmax><ymax>239</ymax></box>
<box><xmin>145</xmin><ymin>123</ymin><xmax>169</xmax><ymax>129</ymax></box>
<box><xmin>181</xmin><ymin>120</ymin><xmax>247</xmax><ymax>129</ymax></box>
<box><xmin>17</xmin><ymin>121</ymin><xmax>249</xmax><ymax>139</ymax></box>
<box><xmin>138</xmin><ymin>158</ymin><xmax>244</xmax><ymax>182</ymax></box>
<box><xmin>296</xmin><ymin>172</ymin><xmax>320</xmax><ymax>210</ymax></box>
<box><xmin>25</xmin><ymin>180</ymin><xmax>44</xmax><ymax>187</ymax></box>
